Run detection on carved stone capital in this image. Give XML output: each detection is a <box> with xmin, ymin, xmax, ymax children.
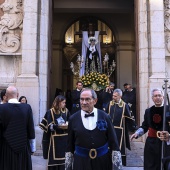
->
<box><xmin>165</xmin><ymin>9</ymin><xmax>170</xmax><ymax>31</ymax></box>
<box><xmin>165</xmin><ymin>0</ymin><xmax>170</xmax><ymax>10</ymax></box>
<box><xmin>165</xmin><ymin>32</ymin><xmax>170</xmax><ymax>54</ymax></box>
<box><xmin>0</xmin><ymin>0</ymin><xmax>23</xmax><ymax>53</ymax></box>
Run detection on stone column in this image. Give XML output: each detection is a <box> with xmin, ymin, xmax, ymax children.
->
<box><xmin>138</xmin><ymin>0</ymin><xmax>149</xmax><ymax>127</ymax></box>
<box><xmin>16</xmin><ymin>0</ymin><xmax>39</xmax><ymax>126</ymax></box>
<box><xmin>138</xmin><ymin>0</ymin><xmax>165</xmax><ymax>141</ymax></box>
<box><xmin>37</xmin><ymin>0</ymin><xmax>51</xmax><ymax>150</ymax></box>
<box><xmin>50</xmin><ymin>42</ymin><xmax>63</xmax><ymax>104</ymax></box>
<box><xmin>38</xmin><ymin>0</ymin><xmax>50</xmax><ymax>121</ymax></box>
<box><xmin>164</xmin><ymin>1</ymin><xmax>170</xmax><ymax>77</ymax></box>
<box><xmin>16</xmin><ymin>0</ymin><xmax>51</xmax><ymax>150</ymax></box>
<box><xmin>116</xmin><ymin>41</ymin><xmax>135</xmax><ymax>89</ymax></box>
<box><xmin>148</xmin><ymin>0</ymin><xmax>166</xmax><ymax>101</ymax></box>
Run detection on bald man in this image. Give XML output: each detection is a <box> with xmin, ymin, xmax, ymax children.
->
<box><xmin>0</xmin><ymin>86</ymin><xmax>35</xmax><ymax>170</ymax></box>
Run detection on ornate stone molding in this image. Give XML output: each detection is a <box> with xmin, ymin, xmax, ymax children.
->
<box><xmin>165</xmin><ymin>0</ymin><xmax>170</xmax><ymax>31</ymax></box>
<box><xmin>0</xmin><ymin>0</ymin><xmax>23</xmax><ymax>53</ymax></box>
<box><xmin>165</xmin><ymin>32</ymin><xmax>170</xmax><ymax>53</ymax></box>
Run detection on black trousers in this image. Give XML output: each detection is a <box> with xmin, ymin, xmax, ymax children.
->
<box><xmin>144</xmin><ymin>137</ymin><xmax>161</xmax><ymax>170</ymax></box>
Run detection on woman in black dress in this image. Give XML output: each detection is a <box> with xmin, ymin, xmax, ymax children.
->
<box><xmin>39</xmin><ymin>95</ymin><xmax>70</xmax><ymax>170</ymax></box>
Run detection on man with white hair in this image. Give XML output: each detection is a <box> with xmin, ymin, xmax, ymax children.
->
<box><xmin>0</xmin><ymin>86</ymin><xmax>36</xmax><ymax>170</ymax></box>
<box><xmin>65</xmin><ymin>88</ymin><xmax>122</xmax><ymax>170</ymax></box>
<box><xmin>105</xmin><ymin>88</ymin><xmax>135</xmax><ymax>166</ymax></box>
<box><xmin>131</xmin><ymin>88</ymin><xmax>170</xmax><ymax>170</ymax></box>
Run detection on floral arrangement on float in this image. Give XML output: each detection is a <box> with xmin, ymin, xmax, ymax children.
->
<box><xmin>80</xmin><ymin>72</ymin><xmax>109</xmax><ymax>91</ymax></box>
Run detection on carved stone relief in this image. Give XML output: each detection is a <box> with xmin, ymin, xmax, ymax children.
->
<box><xmin>164</xmin><ymin>0</ymin><xmax>170</xmax><ymax>53</ymax></box>
<box><xmin>0</xmin><ymin>0</ymin><xmax>23</xmax><ymax>53</ymax></box>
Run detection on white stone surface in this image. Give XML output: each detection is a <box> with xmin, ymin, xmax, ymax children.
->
<box><xmin>38</xmin><ymin>0</ymin><xmax>50</xmax><ymax>121</ymax></box>
<box><xmin>149</xmin><ymin>0</ymin><xmax>164</xmax><ymax>10</ymax></box>
<box><xmin>150</xmin><ymin>32</ymin><xmax>165</xmax><ymax>48</ymax></box>
<box><xmin>150</xmin><ymin>11</ymin><xmax>164</xmax><ymax>32</ymax></box>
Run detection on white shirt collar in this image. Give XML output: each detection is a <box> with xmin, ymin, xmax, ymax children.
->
<box><xmin>155</xmin><ymin>103</ymin><xmax>163</xmax><ymax>107</ymax></box>
<box><xmin>8</xmin><ymin>98</ymin><xmax>20</xmax><ymax>104</ymax></box>
<box><xmin>115</xmin><ymin>99</ymin><xmax>121</xmax><ymax>104</ymax></box>
<box><xmin>82</xmin><ymin>107</ymin><xmax>96</xmax><ymax>115</ymax></box>
<box><xmin>81</xmin><ymin>107</ymin><xmax>97</xmax><ymax>130</ymax></box>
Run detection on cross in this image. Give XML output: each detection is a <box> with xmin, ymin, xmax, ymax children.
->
<box><xmin>75</xmin><ymin>23</ymin><xmax>107</xmax><ymax>37</ymax></box>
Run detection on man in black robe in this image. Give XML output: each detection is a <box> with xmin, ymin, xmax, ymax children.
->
<box><xmin>102</xmin><ymin>82</ymin><xmax>115</xmax><ymax>111</ymax></box>
<box><xmin>71</xmin><ymin>81</ymin><xmax>83</xmax><ymax>115</ymax></box>
<box><xmin>105</xmin><ymin>88</ymin><xmax>135</xmax><ymax>166</ymax></box>
<box><xmin>0</xmin><ymin>86</ymin><xmax>36</xmax><ymax>170</ymax></box>
<box><xmin>131</xmin><ymin>88</ymin><xmax>170</xmax><ymax>170</ymax></box>
<box><xmin>65</xmin><ymin>88</ymin><xmax>122</xmax><ymax>170</ymax></box>
<box><xmin>122</xmin><ymin>84</ymin><xmax>136</xmax><ymax>121</ymax></box>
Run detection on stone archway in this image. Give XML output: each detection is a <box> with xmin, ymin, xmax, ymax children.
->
<box><xmin>62</xmin><ymin>17</ymin><xmax>117</xmax><ymax>91</ymax></box>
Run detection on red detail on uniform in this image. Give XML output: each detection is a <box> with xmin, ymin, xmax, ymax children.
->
<box><xmin>148</xmin><ymin>128</ymin><xmax>157</xmax><ymax>138</ymax></box>
<box><xmin>153</xmin><ymin>114</ymin><xmax>161</xmax><ymax>123</ymax></box>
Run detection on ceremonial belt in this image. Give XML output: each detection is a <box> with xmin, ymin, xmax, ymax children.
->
<box><xmin>148</xmin><ymin>127</ymin><xmax>157</xmax><ymax>138</ymax></box>
<box><xmin>75</xmin><ymin>143</ymin><xmax>108</xmax><ymax>159</ymax></box>
<box><xmin>72</xmin><ymin>104</ymin><xmax>80</xmax><ymax>108</ymax></box>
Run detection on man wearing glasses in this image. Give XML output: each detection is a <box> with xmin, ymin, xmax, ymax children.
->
<box><xmin>131</xmin><ymin>88</ymin><xmax>170</xmax><ymax>170</ymax></box>
<box><xmin>65</xmin><ymin>88</ymin><xmax>122</xmax><ymax>170</ymax></box>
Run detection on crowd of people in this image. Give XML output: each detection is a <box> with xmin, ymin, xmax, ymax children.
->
<box><xmin>0</xmin><ymin>83</ymin><xmax>170</xmax><ymax>170</ymax></box>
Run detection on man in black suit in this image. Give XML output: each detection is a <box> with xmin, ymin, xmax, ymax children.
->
<box><xmin>65</xmin><ymin>88</ymin><xmax>122</xmax><ymax>170</ymax></box>
<box><xmin>0</xmin><ymin>86</ymin><xmax>36</xmax><ymax>170</ymax></box>
<box><xmin>71</xmin><ymin>81</ymin><xmax>83</xmax><ymax>115</ymax></box>
<box><xmin>102</xmin><ymin>82</ymin><xmax>115</xmax><ymax>111</ymax></box>
<box><xmin>122</xmin><ymin>84</ymin><xmax>136</xmax><ymax>120</ymax></box>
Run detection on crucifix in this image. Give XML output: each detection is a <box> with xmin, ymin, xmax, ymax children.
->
<box><xmin>75</xmin><ymin>22</ymin><xmax>107</xmax><ymax>37</ymax></box>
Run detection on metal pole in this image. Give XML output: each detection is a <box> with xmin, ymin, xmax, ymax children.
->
<box><xmin>161</xmin><ymin>79</ymin><xmax>168</xmax><ymax>170</ymax></box>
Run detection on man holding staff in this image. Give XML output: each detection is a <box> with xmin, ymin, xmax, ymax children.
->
<box><xmin>131</xmin><ymin>88</ymin><xmax>170</xmax><ymax>170</ymax></box>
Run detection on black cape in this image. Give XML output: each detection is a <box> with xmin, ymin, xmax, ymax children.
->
<box><xmin>105</xmin><ymin>99</ymin><xmax>135</xmax><ymax>166</ymax></box>
<box><xmin>39</xmin><ymin>108</ymin><xmax>70</xmax><ymax>166</ymax></box>
<box><xmin>0</xmin><ymin>103</ymin><xmax>35</xmax><ymax>170</ymax></box>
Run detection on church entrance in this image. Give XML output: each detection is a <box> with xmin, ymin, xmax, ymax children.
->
<box><xmin>51</xmin><ymin>1</ymin><xmax>137</xmax><ymax>107</ymax></box>
<box><xmin>50</xmin><ymin>0</ymin><xmax>138</xmax><ymax>125</ymax></box>
<box><xmin>63</xmin><ymin>17</ymin><xmax>117</xmax><ymax>90</ymax></box>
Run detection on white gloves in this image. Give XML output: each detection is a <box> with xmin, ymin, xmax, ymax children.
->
<box><xmin>50</xmin><ymin>124</ymin><xmax>57</xmax><ymax>131</ymax></box>
<box><xmin>135</xmin><ymin>127</ymin><xmax>144</xmax><ymax>138</ymax></box>
<box><xmin>65</xmin><ymin>152</ymin><xmax>73</xmax><ymax>170</ymax></box>
<box><xmin>29</xmin><ymin>139</ymin><xmax>36</xmax><ymax>153</ymax></box>
<box><xmin>112</xmin><ymin>151</ymin><xmax>122</xmax><ymax>170</ymax></box>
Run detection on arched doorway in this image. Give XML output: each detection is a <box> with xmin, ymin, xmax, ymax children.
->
<box><xmin>63</xmin><ymin>17</ymin><xmax>117</xmax><ymax>91</ymax></box>
<box><xmin>51</xmin><ymin>0</ymin><xmax>137</xmax><ymax>120</ymax></box>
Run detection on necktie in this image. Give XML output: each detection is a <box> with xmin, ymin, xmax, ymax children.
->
<box><xmin>84</xmin><ymin>112</ymin><xmax>94</xmax><ymax>118</ymax></box>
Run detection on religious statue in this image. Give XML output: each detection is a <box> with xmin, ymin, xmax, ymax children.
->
<box><xmin>80</xmin><ymin>31</ymin><xmax>102</xmax><ymax>76</ymax></box>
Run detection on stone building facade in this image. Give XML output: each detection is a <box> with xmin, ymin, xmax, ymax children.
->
<box><xmin>0</xmin><ymin>0</ymin><xmax>170</xmax><ymax>148</ymax></box>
